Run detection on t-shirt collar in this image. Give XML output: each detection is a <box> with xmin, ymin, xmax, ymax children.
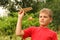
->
<box><xmin>39</xmin><ymin>25</ymin><xmax>49</xmax><ymax>29</ymax></box>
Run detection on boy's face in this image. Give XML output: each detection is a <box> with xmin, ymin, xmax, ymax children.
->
<box><xmin>39</xmin><ymin>12</ymin><xmax>52</xmax><ymax>26</ymax></box>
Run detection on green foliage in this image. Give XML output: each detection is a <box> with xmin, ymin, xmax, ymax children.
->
<box><xmin>22</xmin><ymin>13</ymin><xmax>39</xmax><ymax>29</ymax></box>
<box><xmin>0</xmin><ymin>17</ymin><xmax>17</xmax><ymax>35</ymax></box>
<box><xmin>0</xmin><ymin>12</ymin><xmax>19</xmax><ymax>35</ymax></box>
<box><xmin>0</xmin><ymin>12</ymin><xmax>39</xmax><ymax>35</ymax></box>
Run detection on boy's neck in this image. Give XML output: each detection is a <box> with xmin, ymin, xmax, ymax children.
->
<box><xmin>40</xmin><ymin>25</ymin><xmax>48</xmax><ymax>28</ymax></box>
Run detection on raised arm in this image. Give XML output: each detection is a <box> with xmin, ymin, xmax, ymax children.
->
<box><xmin>16</xmin><ymin>9</ymin><xmax>24</xmax><ymax>36</ymax></box>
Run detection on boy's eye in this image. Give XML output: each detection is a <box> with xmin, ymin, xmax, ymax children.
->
<box><xmin>39</xmin><ymin>16</ymin><xmax>48</xmax><ymax>18</ymax></box>
<box><xmin>39</xmin><ymin>16</ymin><xmax>42</xmax><ymax>18</ymax></box>
<box><xmin>44</xmin><ymin>16</ymin><xmax>48</xmax><ymax>18</ymax></box>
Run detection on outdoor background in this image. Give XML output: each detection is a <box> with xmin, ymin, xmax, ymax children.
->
<box><xmin>0</xmin><ymin>0</ymin><xmax>60</xmax><ymax>40</ymax></box>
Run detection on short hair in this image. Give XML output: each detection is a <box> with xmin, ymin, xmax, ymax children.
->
<box><xmin>40</xmin><ymin>8</ymin><xmax>53</xmax><ymax>18</ymax></box>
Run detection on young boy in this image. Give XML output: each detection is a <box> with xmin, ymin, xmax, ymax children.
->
<box><xmin>16</xmin><ymin>8</ymin><xmax>58</xmax><ymax>40</ymax></box>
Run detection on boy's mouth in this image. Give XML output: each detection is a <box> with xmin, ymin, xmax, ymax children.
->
<box><xmin>40</xmin><ymin>21</ymin><xmax>44</xmax><ymax>23</ymax></box>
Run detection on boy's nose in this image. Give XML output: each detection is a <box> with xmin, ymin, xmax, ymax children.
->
<box><xmin>41</xmin><ymin>17</ymin><xmax>44</xmax><ymax>20</ymax></box>
<box><xmin>41</xmin><ymin>18</ymin><xmax>44</xmax><ymax>20</ymax></box>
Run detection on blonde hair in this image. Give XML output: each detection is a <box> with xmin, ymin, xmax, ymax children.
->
<box><xmin>40</xmin><ymin>8</ymin><xmax>53</xmax><ymax>18</ymax></box>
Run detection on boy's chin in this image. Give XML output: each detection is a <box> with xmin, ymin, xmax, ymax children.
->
<box><xmin>40</xmin><ymin>24</ymin><xmax>47</xmax><ymax>26</ymax></box>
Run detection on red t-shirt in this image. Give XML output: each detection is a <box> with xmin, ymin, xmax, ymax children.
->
<box><xmin>22</xmin><ymin>26</ymin><xmax>58</xmax><ymax>40</ymax></box>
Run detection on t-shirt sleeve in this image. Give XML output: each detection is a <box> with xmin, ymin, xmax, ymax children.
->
<box><xmin>22</xmin><ymin>27</ymin><xmax>35</xmax><ymax>39</ymax></box>
<box><xmin>52</xmin><ymin>32</ymin><xmax>58</xmax><ymax>40</ymax></box>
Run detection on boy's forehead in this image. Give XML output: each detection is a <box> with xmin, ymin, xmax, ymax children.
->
<box><xmin>39</xmin><ymin>12</ymin><xmax>49</xmax><ymax>15</ymax></box>
<box><xmin>39</xmin><ymin>12</ymin><xmax>51</xmax><ymax>17</ymax></box>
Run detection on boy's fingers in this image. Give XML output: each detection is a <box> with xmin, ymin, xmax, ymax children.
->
<box><xmin>18</xmin><ymin>9</ymin><xmax>24</xmax><ymax>14</ymax></box>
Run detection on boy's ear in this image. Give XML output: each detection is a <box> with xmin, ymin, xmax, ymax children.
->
<box><xmin>50</xmin><ymin>18</ymin><xmax>53</xmax><ymax>23</ymax></box>
<box><xmin>50</xmin><ymin>21</ymin><xmax>52</xmax><ymax>23</ymax></box>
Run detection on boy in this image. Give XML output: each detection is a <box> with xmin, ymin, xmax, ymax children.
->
<box><xmin>16</xmin><ymin>8</ymin><xmax>58</xmax><ymax>40</ymax></box>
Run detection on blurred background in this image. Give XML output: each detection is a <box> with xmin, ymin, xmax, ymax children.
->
<box><xmin>0</xmin><ymin>0</ymin><xmax>60</xmax><ymax>40</ymax></box>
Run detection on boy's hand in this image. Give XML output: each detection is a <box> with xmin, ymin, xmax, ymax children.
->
<box><xmin>18</xmin><ymin>9</ymin><xmax>24</xmax><ymax>19</ymax></box>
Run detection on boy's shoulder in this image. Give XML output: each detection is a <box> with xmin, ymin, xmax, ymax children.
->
<box><xmin>24</xmin><ymin>26</ymin><xmax>37</xmax><ymax>30</ymax></box>
<box><xmin>48</xmin><ymin>29</ymin><xmax>57</xmax><ymax>35</ymax></box>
